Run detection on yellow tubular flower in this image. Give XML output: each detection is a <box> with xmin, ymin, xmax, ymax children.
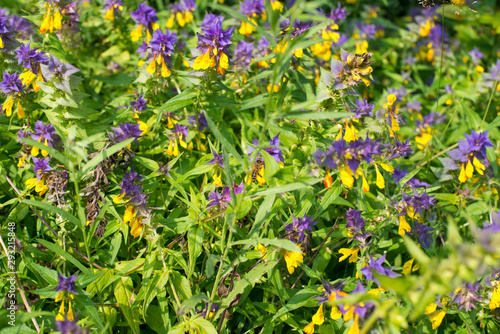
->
<box><xmin>17</xmin><ymin>100</ymin><xmax>24</xmax><ymax>118</ymax></box>
<box><xmin>472</xmin><ymin>156</ymin><xmax>485</xmax><ymax>175</ymax></box>
<box><xmin>398</xmin><ymin>216</ymin><xmax>411</xmax><ymax>236</ymax></box>
<box><xmin>256</xmin><ymin>243</ymin><xmax>268</xmax><ymax>260</ymax></box>
<box><xmin>425</xmin><ymin>303</ymin><xmax>437</xmax><ymax>315</ymax></box>
<box><xmin>324</xmin><ymin>170</ymin><xmax>333</xmax><ymax>189</ymax></box>
<box><xmin>0</xmin><ymin>35</ymin><xmax>3</xmax><ymax>48</ymax></box>
<box><xmin>458</xmin><ymin>163</ymin><xmax>468</xmax><ymax>183</ymax></box>
<box><xmin>346</xmin><ymin>315</ymin><xmax>360</xmax><ymax>334</ymax></box>
<box><xmin>56</xmin><ymin>300</ymin><xmax>65</xmax><ymax>321</ymax></box>
<box><xmin>213</xmin><ymin>172</ymin><xmax>223</xmax><ymax>187</ymax></box>
<box><xmin>304</xmin><ymin>322</ymin><xmax>315</xmax><ymax>334</ymax></box>
<box><xmin>490</xmin><ymin>286</ymin><xmax>500</xmax><ymax>310</ymax></box>
<box><xmin>330</xmin><ymin>305</ymin><xmax>342</xmax><ymax>319</ymax></box>
<box><xmin>271</xmin><ymin>0</ymin><xmax>283</xmax><ymax>12</ymax></box>
<box><xmin>374</xmin><ymin>164</ymin><xmax>385</xmax><ymax>189</ymax></box>
<box><xmin>338</xmin><ymin>248</ymin><xmax>359</xmax><ymax>263</ymax></box>
<box><xmin>312</xmin><ymin>304</ymin><xmax>325</xmax><ymax>325</ymax></box>
<box><xmin>339</xmin><ymin>165</ymin><xmax>354</xmax><ymax>188</ymax></box>
<box><xmin>131</xmin><ymin>25</ymin><xmax>143</xmax><ymax>41</ymax></box>
<box><xmin>3</xmin><ymin>94</ymin><xmax>14</xmax><ymax>117</ymax></box>
<box><xmin>402</xmin><ymin>259</ymin><xmax>414</xmax><ymax>275</ymax></box>
<box><xmin>284</xmin><ymin>250</ymin><xmax>303</xmax><ymax>274</ymax></box>
<box><xmin>429</xmin><ymin>310</ymin><xmax>446</xmax><ymax>329</ymax></box>
<box><xmin>130</xmin><ymin>218</ymin><xmax>143</xmax><ymax>238</ymax></box>
<box><xmin>123</xmin><ymin>206</ymin><xmax>136</xmax><ymax>224</ymax></box>
<box><xmin>465</xmin><ymin>159</ymin><xmax>474</xmax><ymax>179</ymax></box>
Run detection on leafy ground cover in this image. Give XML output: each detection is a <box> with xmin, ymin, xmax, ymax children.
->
<box><xmin>1</xmin><ymin>0</ymin><xmax>500</xmax><ymax>333</ymax></box>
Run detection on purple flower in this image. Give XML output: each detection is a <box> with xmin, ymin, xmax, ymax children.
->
<box><xmin>409</xmin><ymin>222</ymin><xmax>434</xmax><ymax>249</ymax></box>
<box><xmin>171</xmin><ymin>0</ymin><xmax>196</xmax><ymax>13</ymax></box>
<box><xmin>14</xmin><ymin>42</ymin><xmax>49</xmax><ymax>73</ymax></box>
<box><xmin>337</xmin><ymin>282</ymin><xmax>374</xmax><ymax>319</ymax></box>
<box><xmin>233</xmin><ymin>41</ymin><xmax>254</xmax><ymax>69</ymax></box>
<box><xmin>249</xmin><ymin>134</ymin><xmax>285</xmax><ymax>164</ymax></box>
<box><xmin>291</xmin><ymin>20</ymin><xmax>314</xmax><ymax>37</ymax></box>
<box><xmin>40</xmin><ymin>54</ymin><xmax>80</xmax><ymax>94</ymax></box>
<box><xmin>0</xmin><ymin>16</ymin><xmax>15</xmax><ymax>52</ymax></box>
<box><xmin>392</xmin><ymin>166</ymin><xmax>430</xmax><ymax>189</ymax></box>
<box><xmin>240</xmin><ymin>0</ymin><xmax>265</xmax><ymax>16</ymax></box>
<box><xmin>451</xmin><ymin>282</ymin><xmax>483</xmax><ymax>312</ymax></box>
<box><xmin>483</xmin><ymin>210</ymin><xmax>500</xmax><ymax>233</ymax></box>
<box><xmin>188</xmin><ymin>112</ymin><xmax>208</xmax><ymax>131</ymax></box>
<box><xmin>33</xmin><ymin>157</ymin><xmax>52</xmax><ymax>179</ymax></box>
<box><xmin>118</xmin><ymin>170</ymin><xmax>149</xmax><ymax>208</ymax></box>
<box><xmin>108</xmin><ymin>123</ymin><xmax>143</xmax><ymax>143</ymax></box>
<box><xmin>407</xmin><ymin>100</ymin><xmax>422</xmax><ymax>112</ymax></box>
<box><xmin>208</xmin><ymin>186</ymin><xmax>231</xmax><ymax>209</ymax></box>
<box><xmin>207</xmin><ymin>151</ymin><xmax>224</xmax><ymax>168</ymax></box>
<box><xmin>356</xmin><ymin>22</ymin><xmax>376</xmax><ymax>39</ymax></box>
<box><xmin>387</xmin><ymin>139</ymin><xmax>413</xmax><ymax>159</ymax></box>
<box><xmin>194</xmin><ymin>16</ymin><xmax>234</xmax><ymax>73</ymax></box>
<box><xmin>131</xmin><ymin>2</ymin><xmax>158</xmax><ymax>27</ymax></box>
<box><xmin>0</xmin><ymin>72</ymin><xmax>23</xmax><ymax>95</ymax></box>
<box><xmin>149</xmin><ymin>29</ymin><xmax>177</xmax><ymax>60</ymax></box>
<box><xmin>201</xmin><ymin>13</ymin><xmax>224</xmax><ymax>29</ymax></box>
<box><xmin>284</xmin><ymin>214</ymin><xmax>318</xmax><ymax>243</ymax></box>
<box><xmin>361</xmin><ymin>254</ymin><xmax>399</xmax><ymax>284</ymax></box>
<box><xmin>55</xmin><ymin>318</ymin><xmax>83</xmax><ymax>334</ymax></box>
<box><xmin>352</xmin><ymin>98</ymin><xmax>374</xmax><ymax>118</ymax></box>
<box><xmin>130</xmin><ymin>95</ymin><xmax>148</xmax><ymax>113</ymax></box>
<box><xmin>469</xmin><ymin>48</ymin><xmax>483</xmax><ymax>65</ymax></box>
<box><xmin>54</xmin><ymin>273</ymin><xmax>78</xmax><ymax>294</ymax></box>
<box><xmin>328</xmin><ymin>3</ymin><xmax>348</xmax><ymax>22</ymax></box>
<box><xmin>31</xmin><ymin>120</ymin><xmax>58</xmax><ymax>148</ymax></box>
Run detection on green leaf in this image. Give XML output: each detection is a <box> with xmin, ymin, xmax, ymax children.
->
<box><xmin>271</xmin><ymin>287</ymin><xmax>319</xmax><ymax>321</ymax></box>
<box><xmin>398</xmin><ymin>168</ymin><xmax>421</xmax><ymax>188</ymax></box>
<box><xmin>188</xmin><ymin>225</ymin><xmax>204</xmax><ymax>278</ymax></box>
<box><xmin>115</xmin><ymin>277</ymin><xmax>140</xmax><ymax>334</ymax></box>
<box><xmin>37</xmin><ymin>239</ymin><xmax>90</xmax><ymax>274</ymax></box>
<box><xmin>280</xmin><ymin>111</ymin><xmax>353</xmax><ymax>120</ymax></box>
<box><xmin>191</xmin><ymin>317</ymin><xmax>218</xmax><ymax>334</ymax></box>
<box><xmin>205</xmin><ymin>112</ymin><xmax>245</xmax><ymax>166</ymax></box>
<box><xmin>215</xmin><ymin>260</ymin><xmax>278</xmax><ymax>318</ymax></box>
<box><xmin>79</xmin><ymin>137</ymin><xmax>135</xmax><ymax>177</ymax></box>
<box><xmin>23</xmin><ymin>199</ymin><xmax>82</xmax><ymax>228</ymax></box>
<box><xmin>250</xmin><ymin>178</ymin><xmax>322</xmax><ymax>197</ymax></box>
<box><xmin>248</xmin><ymin>194</ymin><xmax>275</xmax><ymax>238</ymax></box>
<box><xmin>232</xmin><ymin>238</ymin><xmax>301</xmax><ymax>253</ymax></box>
<box><xmin>261</xmin><ymin>149</ymin><xmax>281</xmax><ymax>180</ymax></box>
<box><xmin>20</xmin><ymin>137</ymin><xmax>68</xmax><ymax>165</ymax></box>
<box><xmin>177</xmin><ymin>294</ymin><xmax>209</xmax><ymax>317</ymax></box>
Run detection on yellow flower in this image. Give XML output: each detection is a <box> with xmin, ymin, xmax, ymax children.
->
<box><xmin>429</xmin><ymin>309</ymin><xmax>446</xmax><ymax>329</ymax></box>
<box><xmin>374</xmin><ymin>164</ymin><xmax>385</xmax><ymax>189</ymax></box>
<box><xmin>130</xmin><ymin>217</ymin><xmax>143</xmax><ymax>238</ymax></box>
<box><xmin>425</xmin><ymin>302</ymin><xmax>437</xmax><ymax>315</ymax></box>
<box><xmin>256</xmin><ymin>243</ymin><xmax>268</xmax><ymax>260</ymax></box>
<box><xmin>338</xmin><ymin>248</ymin><xmax>359</xmax><ymax>263</ymax></box>
<box><xmin>346</xmin><ymin>314</ymin><xmax>360</xmax><ymax>334</ymax></box>
<box><xmin>324</xmin><ymin>170</ymin><xmax>333</xmax><ymax>189</ymax></box>
<box><xmin>398</xmin><ymin>216</ymin><xmax>411</xmax><ymax>236</ymax></box>
<box><xmin>2</xmin><ymin>94</ymin><xmax>13</xmax><ymax>117</ymax></box>
<box><xmin>130</xmin><ymin>24</ymin><xmax>143</xmax><ymax>42</ymax></box>
<box><xmin>123</xmin><ymin>205</ymin><xmax>136</xmax><ymax>224</ymax></box>
<box><xmin>213</xmin><ymin>172</ymin><xmax>223</xmax><ymax>187</ymax></box>
<box><xmin>304</xmin><ymin>322</ymin><xmax>315</xmax><ymax>334</ymax></box>
<box><xmin>312</xmin><ymin>304</ymin><xmax>324</xmax><ymax>325</ymax></box>
<box><xmin>284</xmin><ymin>250</ymin><xmax>303</xmax><ymax>274</ymax></box>
<box><xmin>330</xmin><ymin>305</ymin><xmax>342</xmax><ymax>320</ymax></box>
<box><xmin>490</xmin><ymin>285</ymin><xmax>500</xmax><ymax>310</ymax></box>
<box><xmin>339</xmin><ymin>165</ymin><xmax>354</xmax><ymax>188</ymax></box>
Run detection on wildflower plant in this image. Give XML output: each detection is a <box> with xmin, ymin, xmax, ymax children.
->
<box><xmin>1</xmin><ymin>1</ymin><xmax>500</xmax><ymax>334</ymax></box>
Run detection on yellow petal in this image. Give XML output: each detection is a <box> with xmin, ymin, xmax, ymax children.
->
<box><xmin>346</xmin><ymin>315</ymin><xmax>360</xmax><ymax>334</ymax></box>
<box><xmin>130</xmin><ymin>218</ymin><xmax>143</xmax><ymax>238</ymax></box>
<box><xmin>166</xmin><ymin>14</ymin><xmax>175</xmax><ymax>28</ymax></box>
<box><xmin>123</xmin><ymin>206</ymin><xmax>136</xmax><ymax>224</ymax></box>
<box><xmin>465</xmin><ymin>159</ymin><xmax>474</xmax><ymax>179</ymax></box>
<box><xmin>3</xmin><ymin>94</ymin><xmax>14</xmax><ymax>117</ymax></box>
<box><xmin>386</xmin><ymin>94</ymin><xmax>397</xmax><ymax>106</ymax></box>
<box><xmin>284</xmin><ymin>250</ymin><xmax>303</xmax><ymax>274</ymax></box>
<box><xmin>459</xmin><ymin>163</ymin><xmax>467</xmax><ymax>183</ymax></box>
<box><xmin>398</xmin><ymin>215</ymin><xmax>411</xmax><ymax>236</ymax></box>
<box><xmin>402</xmin><ymin>259</ymin><xmax>414</xmax><ymax>275</ymax></box>
<box><xmin>425</xmin><ymin>303</ymin><xmax>437</xmax><ymax>315</ymax></box>
<box><xmin>146</xmin><ymin>57</ymin><xmax>156</xmax><ymax>74</ymax></box>
<box><xmin>489</xmin><ymin>286</ymin><xmax>500</xmax><ymax>310</ymax></box>
<box><xmin>362</xmin><ymin>173</ymin><xmax>370</xmax><ymax>193</ymax></box>
<box><xmin>339</xmin><ymin>166</ymin><xmax>354</xmax><ymax>188</ymax></box>
<box><xmin>17</xmin><ymin>100</ymin><xmax>24</xmax><ymax>118</ymax></box>
<box><xmin>330</xmin><ymin>306</ymin><xmax>342</xmax><ymax>320</ymax></box>
<box><xmin>378</xmin><ymin>163</ymin><xmax>394</xmax><ymax>173</ymax></box>
<box><xmin>213</xmin><ymin>172</ymin><xmax>223</xmax><ymax>187</ymax></box>
<box><xmin>472</xmin><ymin>156</ymin><xmax>485</xmax><ymax>175</ymax></box>
<box><xmin>219</xmin><ymin>52</ymin><xmax>229</xmax><ymax>69</ymax></box>
<box><xmin>304</xmin><ymin>322</ymin><xmax>315</xmax><ymax>334</ymax></box>
<box><xmin>105</xmin><ymin>7</ymin><xmax>115</xmax><ymax>21</ymax></box>
<box><xmin>113</xmin><ymin>192</ymin><xmax>125</xmax><ymax>204</ymax></box>
<box><xmin>312</xmin><ymin>304</ymin><xmax>324</xmax><ymax>325</ymax></box>
<box><xmin>429</xmin><ymin>310</ymin><xmax>446</xmax><ymax>329</ymax></box>
<box><xmin>375</xmin><ymin>165</ymin><xmax>385</xmax><ymax>189</ymax></box>
<box><xmin>161</xmin><ymin>58</ymin><xmax>171</xmax><ymax>77</ymax></box>
<box><xmin>338</xmin><ymin>248</ymin><xmax>359</xmax><ymax>263</ymax></box>
<box><xmin>67</xmin><ymin>300</ymin><xmax>74</xmax><ymax>321</ymax></box>
<box><xmin>26</xmin><ymin>178</ymin><xmax>38</xmax><ymax>190</ymax></box>
<box><xmin>131</xmin><ymin>25</ymin><xmax>143</xmax><ymax>42</ymax></box>
<box><xmin>53</xmin><ymin>10</ymin><xmax>62</xmax><ymax>30</ymax></box>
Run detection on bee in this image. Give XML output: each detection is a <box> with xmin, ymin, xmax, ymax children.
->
<box><xmin>248</xmin><ymin>157</ymin><xmax>265</xmax><ymax>185</ymax></box>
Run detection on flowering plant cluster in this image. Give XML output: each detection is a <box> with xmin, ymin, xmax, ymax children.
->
<box><xmin>1</xmin><ymin>0</ymin><xmax>500</xmax><ymax>333</ymax></box>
